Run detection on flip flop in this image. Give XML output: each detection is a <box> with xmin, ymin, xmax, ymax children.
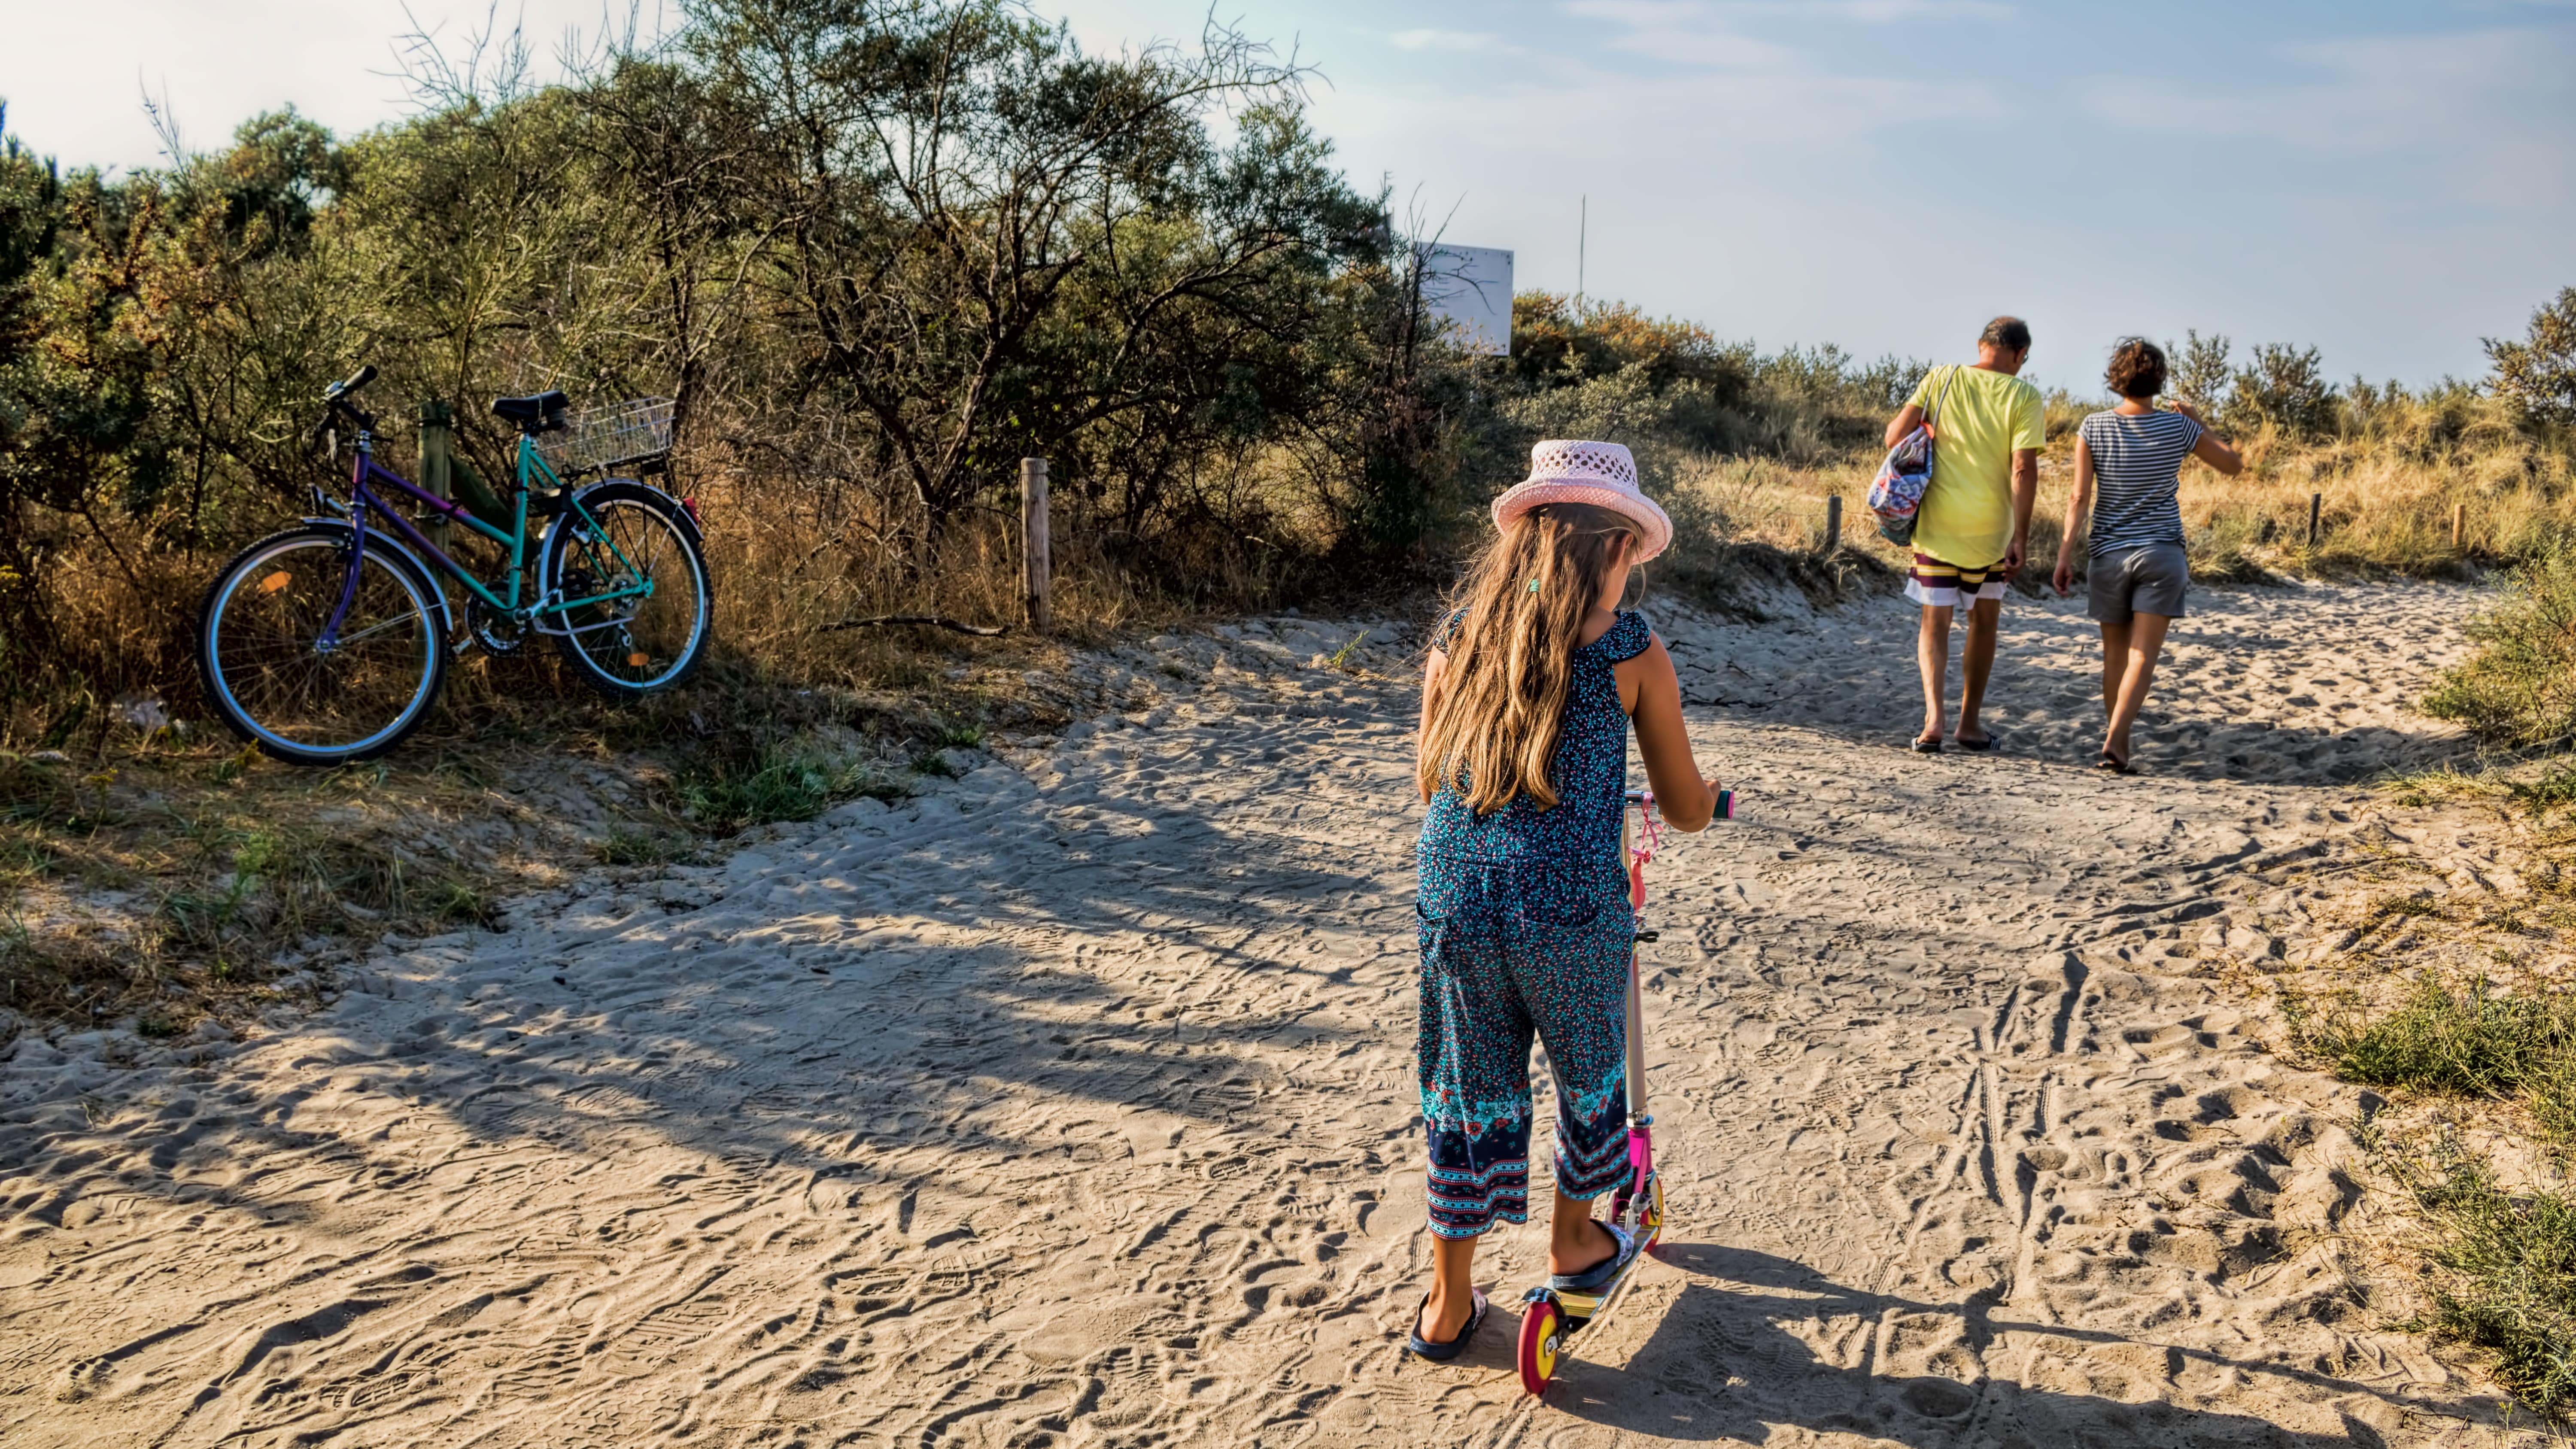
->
<box><xmin>1955</xmin><ymin>733</ymin><xmax>1995</xmax><ymax>753</ymax></box>
<box><xmin>1909</xmin><ymin>736</ymin><xmax>1943</xmax><ymax>754</ymax></box>
<box><xmin>1407</xmin><ymin>1288</ymin><xmax>1488</xmax><ymax>1361</ymax></box>
<box><xmin>2094</xmin><ymin>750</ymin><xmax>2132</xmax><ymax>775</ymax></box>
<box><xmin>1546</xmin><ymin>1221</ymin><xmax>1640</xmax><ymax>1294</ymax></box>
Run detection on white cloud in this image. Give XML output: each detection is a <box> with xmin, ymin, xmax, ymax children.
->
<box><xmin>2078</xmin><ymin>26</ymin><xmax>2574</xmax><ymax>212</ymax></box>
<box><xmin>1389</xmin><ymin>28</ymin><xmax>1506</xmax><ymax>52</ymax></box>
<box><xmin>1800</xmin><ymin>0</ymin><xmax>2013</xmax><ymax>20</ymax></box>
<box><xmin>1560</xmin><ymin>1</ymin><xmax>1815</xmax><ymax>73</ymax></box>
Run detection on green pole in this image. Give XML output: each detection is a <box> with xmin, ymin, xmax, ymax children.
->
<box><xmin>419</xmin><ymin>399</ymin><xmax>454</xmax><ymax>553</ymax></box>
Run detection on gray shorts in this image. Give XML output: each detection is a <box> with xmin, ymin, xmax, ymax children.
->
<box><xmin>2087</xmin><ymin>543</ymin><xmax>2188</xmax><ymax>623</ymax></box>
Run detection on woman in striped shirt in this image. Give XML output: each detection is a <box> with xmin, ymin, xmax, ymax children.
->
<box><xmin>2051</xmin><ymin>338</ymin><xmax>2244</xmax><ymax>773</ymax></box>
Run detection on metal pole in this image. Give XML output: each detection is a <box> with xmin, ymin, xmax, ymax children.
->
<box><xmin>1823</xmin><ymin>494</ymin><xmax>1842</xmax><ymax>556</ymax></box>
<box><xmin>1021</xmin><ymin>457</ymin><xmax>1051</xmax><ymax>634</ymax></box>
<box><xmin>1621</xmin><ymin>807</ymin><xmax>1646</xmax><ymax>1123</ymax></box>
<box><xmin>2308</xmin><ymin>492</ymin><xmax>2322</xmax><ymax>548</ymax></box>
<box><xmin>1577</xmin><ymin>195</ymin><xmax>1586</xmax><ymax>310</ymax></box>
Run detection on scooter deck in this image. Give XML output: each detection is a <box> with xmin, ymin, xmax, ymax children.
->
<box><xmin>1552</xmin><ymin>1239</ymin><xmax>1647</xmax><ymax>1332</ymax></box>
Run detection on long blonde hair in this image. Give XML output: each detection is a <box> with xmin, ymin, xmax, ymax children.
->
<box><xmin>1418</xmin><ymin>503</ymin><xmax>1638</xmax><ymax>814</ymax></box>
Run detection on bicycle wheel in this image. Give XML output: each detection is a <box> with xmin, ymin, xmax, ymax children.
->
<box><xmin>197</xmin><ymin>526</ymin><xmax>448</xmax><ymax>766</ymax></box>
<box><xmin>538</xmin><ymin>480</ymin><xmax>711</xmax><ymax>697</ymax></box>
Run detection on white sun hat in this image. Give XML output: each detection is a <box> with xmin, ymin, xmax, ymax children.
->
<box><xmin>1489</xmin><ymin>440</ymin><xmax>1673</xmax><ymax>562</ymax></box>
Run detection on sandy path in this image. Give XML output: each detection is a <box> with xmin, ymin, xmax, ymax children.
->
<box><xmin>0</xmin><ymin>582</ymin><xmax>2539</xmax><ymax>1447</ymax></box>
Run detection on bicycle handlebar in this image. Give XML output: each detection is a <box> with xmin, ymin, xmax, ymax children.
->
<box><xmin>1624</xmin><ymin>787</ymin><xmax>1734</xmax><ymax>821</ymax></box>
<box><xmin>313</xmin><ymin>365</ymin><xmax>379</xmax><ymax>443</ymax></box>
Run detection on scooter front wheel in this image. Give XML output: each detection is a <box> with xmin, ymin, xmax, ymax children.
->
<box><xmin>1637</xmin><ymin>1169</ymin><xmax>1666</xmax><ymax>1253</ymax></box>
<box><xmin>1517</xmin><ymin>1289</ymin><xmax>1565</xmax><ymax>1396</ymax></box>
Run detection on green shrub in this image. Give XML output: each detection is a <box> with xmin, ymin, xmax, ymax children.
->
<box><xmin>2423</xmin><ymin>535</ymin><xmax>2576</xmax><ymax>745</ymax></box>
<box><xmin>2488</xmin><ymin>286</ymin><xmax>2576</xmax><ymax>431</ymax></box>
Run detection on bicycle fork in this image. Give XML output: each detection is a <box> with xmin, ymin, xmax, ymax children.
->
<box><xmin>319</xmin><ymin>450</ymin><xmax>373</xmax><ymax>650</ymax></box>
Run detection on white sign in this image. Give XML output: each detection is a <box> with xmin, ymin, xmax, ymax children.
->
<box><xmin>1416</xmin><ymin>243</ymin><xmax>1513</xmax><ymax>356</ymax></box>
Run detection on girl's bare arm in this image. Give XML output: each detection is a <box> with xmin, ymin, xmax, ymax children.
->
<box><xmin>1417</xmin><ymin>649</ymin><xmax>1448</xmax><ymax>802</ymax></box>
<box><xmin>1620</xmin><ymin>637</ymin><xmax>1719</xmax><ymax>832</ymax></box>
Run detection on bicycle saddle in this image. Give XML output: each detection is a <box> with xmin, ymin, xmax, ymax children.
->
<box><xmin>491</xmin><ymin>391</ymin><xmax>568</xmax><ymax>429</ymax></box>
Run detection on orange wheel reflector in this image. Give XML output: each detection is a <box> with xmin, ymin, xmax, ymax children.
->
<box><xmin>627</xmin><ymin>652</ymin><xmax>651</xmax><ymax>668</ymax></box>
<box><xmin>260</xmin><ymin>571</ymin><xmax>292</xmax><ymax>594</ymax></box>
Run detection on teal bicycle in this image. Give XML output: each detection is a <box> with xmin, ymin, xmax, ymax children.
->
<box><xmin>194</xmin><ymin>367</ymin><xmax>714</xmax><ymax>766</ymax></box>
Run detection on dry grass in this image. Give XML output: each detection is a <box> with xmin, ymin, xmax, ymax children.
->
<box><xmin>0</xmin><ymin>460</ymin><xmax>1202</xmax><ymax>1040</ymax></box>
<box><xmin>0</xmin><ymin>747</ymin><xmax>508</xmax><ymax>1033</ymax></box>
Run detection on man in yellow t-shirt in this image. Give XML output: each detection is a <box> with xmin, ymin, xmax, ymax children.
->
<box><xmin>1883</xmin><ymin>316</ymin><xmax>2044</xmax><ymax>754</ymax></box>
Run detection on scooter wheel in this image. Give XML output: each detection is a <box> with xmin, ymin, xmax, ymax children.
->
<box><xmin>1639</xmin><ymin>1169</ymin><xmax>1666</xmax><ymax>1254</ymax></box>
<box><xmin>1517</xmin><ymin>1290</ymin><xmax>1565</xmax><ymax>1396</ymax></box>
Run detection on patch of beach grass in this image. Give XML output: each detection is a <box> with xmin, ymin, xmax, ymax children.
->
<box><xmin>2424</xmin><ymin>534</ymin><xmax>2576</xmax><ymax>748</ymax></box>
<box><xmin>590</xmin><ymin>826</ymin><xmax>694</xmax><ymax>867</ymax></box>
<box><xmin>673</xmin><ymin>740</ymin><xmax>909</xmax><ymax>833</ymax></box>
<box><xmin>2296</xmin><ymin>966</ymin><xmax>2576</xmax><ymax>1418</ymax></box>
<box><xmin>2294</xmin><ymin>976</ymin><xmax>2576</xmax><ymax>1145</ymax></box>
<box><xmin>2367</xmin><ymin>1132</ymin><xmax>2576</xmax><ymax>1419</ymax></box>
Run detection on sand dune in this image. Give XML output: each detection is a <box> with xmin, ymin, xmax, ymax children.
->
<box><xmin>0</xmin><ymin>580</ymin><xmax>2542</xmax><ymax>1447</ymax></box>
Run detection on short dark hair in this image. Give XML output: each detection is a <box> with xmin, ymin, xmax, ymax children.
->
<box><xmin>1979</xmin><ymin>316</ymin><xmax>2032</xmax><ymax>353</ymax></box>
<box><xmin>2105</xmin><ymin>337</ymin><xmax>2167</xmax><ymax>398</ymax></box>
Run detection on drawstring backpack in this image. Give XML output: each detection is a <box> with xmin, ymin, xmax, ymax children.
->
<box><xmin>1867</xmin><ymin>366</ymin><xmax>1956</xmax><ymax>547</ymax></box>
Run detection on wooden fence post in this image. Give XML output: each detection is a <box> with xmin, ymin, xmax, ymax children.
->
<box><xmin>2453</xmin><ymin>502</ymin><xmax>2468</xmax><ymax>553</ymax></box>
<box><xmin>1823</xmin><ymin>494</ymin><xmax>1841</xmax><ymax>557</ymax></box>
<box><xmin>1021</xmin><ymin>457</ymin><xmax>1051</xmax><ymax>634</ymax></box>
<box><xmin>2307</xmin><ymin>492</ymin><xmax>2322</xmax><ymax>548</ymax></box>
<box><xmin>419</xmin><ymin>399</ymin><xmax>454</xmax><ymax>554</ymax></box>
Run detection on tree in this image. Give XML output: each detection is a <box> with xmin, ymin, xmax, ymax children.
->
<box><xmin>2224</xmin><ymin>342</ymin><xmax>2338</xmax><ymax>439</ymax></box>
<box><xmin>2166</xmin><ymin>330</ymin><xmax>2231</xmax><ymax>414</ymax></box>
<box><xmin>2487</xmin><ymin>286</ymin><xmax>2576</xmax><ymax>430</ymax></box>
<box><xmin>683</xmin><ymin>0</ymin><xmax>1384</xmax><ymax>539</ymax></box>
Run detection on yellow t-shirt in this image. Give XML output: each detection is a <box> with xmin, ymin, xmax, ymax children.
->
<box><xmin>1905</xmin><ymin>364</ymin><xmax>2044</xmax><ymax>568</ymax></box>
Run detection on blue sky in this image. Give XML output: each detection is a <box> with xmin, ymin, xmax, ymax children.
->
<box><xmin>3</xmin><ymin>0</ymin><xmax>2568</xmax><ymax>386</ymax></box>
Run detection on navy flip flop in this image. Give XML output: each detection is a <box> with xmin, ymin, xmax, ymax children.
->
<box><xmin>1955</xmin><ymin>732</ymin><xmax>1996</xmax><ymax>753</ymax></box>
<box><xmin>1546</xmin><ymin>1221</ymin><xmax>1639</xmax><ymax>1294</ymax></box>
<box><xmin>1407</xmin><ymin>1288</ymin><xmax>1488</xmax><ymax>1361</ymax></box>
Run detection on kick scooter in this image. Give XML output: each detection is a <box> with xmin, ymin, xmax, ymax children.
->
<box><xmin>1516</xmin><ymin>786</ymin><xmax>1728</xmax><ymax>1395</ymax></box>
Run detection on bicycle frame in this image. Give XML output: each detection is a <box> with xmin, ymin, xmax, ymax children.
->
<box><xmin>319</xmin><ymin>428</ymin><xmax>653</xmax><ymax>648</ymax></box>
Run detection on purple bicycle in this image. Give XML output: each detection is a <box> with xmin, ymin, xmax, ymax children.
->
<box><xmin>194</xmin><ymin>366</ymin><xmax>712</xmax><ymax>765</ymax></box>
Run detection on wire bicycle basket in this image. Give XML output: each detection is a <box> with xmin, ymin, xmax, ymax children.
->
<box><xmin>536</xmin><ymin>396</ymin><xmax>674</xmax><ymax>477</ymax></box>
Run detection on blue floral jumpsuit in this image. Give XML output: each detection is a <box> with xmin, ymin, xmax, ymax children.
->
<box><xmin>1417</xmin><ymin>608</ymin><xmax>1650</xmax><ymax>1238</ymax></box>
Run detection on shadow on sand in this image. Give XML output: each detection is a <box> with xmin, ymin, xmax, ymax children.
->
<box><xmin>1447</xmin><ymin>1244</ymin><xmax>2502</xmax><ymax>1447</ymax></box>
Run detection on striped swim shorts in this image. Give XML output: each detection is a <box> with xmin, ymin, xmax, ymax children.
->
<box><xmin>1903</xmin><ymin>552</ymin><xmax>2010</xmax><ymax>608</ymax></box>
